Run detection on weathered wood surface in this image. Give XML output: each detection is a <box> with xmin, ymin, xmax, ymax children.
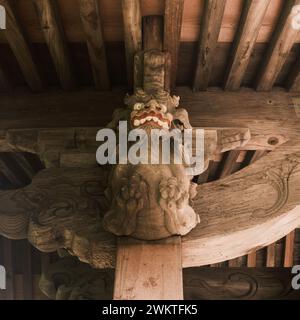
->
<box><xmin>0</xmin><ymin>88</ymin><xmax>298</xmax><ymax>150</ymax></box>
<box><xmin>0</xmin><ymin>0</ymin><xmax>44</xmax><ymax>92</ymax></box>
<box><xmin>0</xmin><ymin>126</ymin><xmax>250</xmax><ymax>169</ymax></box>
<box><xmin>183</xmin><ymin>139</ymin><xmax>300</xmax><ymax>267</ymax></box>
<box><xmin>0</xmin><ymin>167</ymin><xmax>116</xmax><ymax>269</ymax></box>
<box><xmin>33</xmin><ymin>0</ymin><xmax>76</xmax><ymax>91</ymax></box>
<box><xmin>39</xmin><ymin>256</ymin><xmax>114</xmax><ymax>300</ymax></box>
<box><xmin>224</xmin><ymin>0</ymin><xmax>271</xmax><ymax>91</ymax></box>
<box><xmin>122</xmin><ymin>0</ymin><xmax>142</xmax><ymax>89</ymax></box>
<box><xmin>1</xmin><ymin>139</ymin><xmax>300</xmax><ymax>268</ymax></box>
<box><xmin>256</xmin><ymin>0</ymin><xmax>300</xmax><ymax>91</ymax></box>
<box><xmin>164</xmin><ymin>0</ymin><xmax>184</xmax><ymax>88</ymax></box>
<box><xmin>193</xmin><ymin>0</ymin><xmax>226</xmax><ymax>91</ymax></box>
<box><xmin>184</xmin><ymin>268</ymin><xmax>300</xmax><ymax>300</ymax></box>
<box><xmin>143</xmin><ymin>16</ymin><xmax>163</xmax><ymax>51</ymax></box>
<box><xmin>78</xmin><ymin>0</ymin><xmax>110</xmax><ymax>90</ymax></box>
<box><xmin>114</xmin><ymin>237</ymin><xmax>183</xmax><ymax>300</ymax></box>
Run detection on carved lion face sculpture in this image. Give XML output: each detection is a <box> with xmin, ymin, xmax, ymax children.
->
<box><xmin>125</xmin><ymin>88</ymin><xmax>182</xmax><ymax>132</ymax></box>
<box><xmin>102</xmin><ymin>88</ymin><xmax>200</xmax><ymax>240</ymax></box>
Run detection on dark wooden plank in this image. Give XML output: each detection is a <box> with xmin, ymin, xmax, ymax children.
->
<box><xmin>193</xmin><ymin>0</ymin><xmax>226</xmax><ymax>91</ymax></box>
<box><xmin>224</xmin><ymin>0</ymin><xmax>271</xmax><ymax>91</ymax></box>
<box><xmin>0</xmin><ymin>0</ymin><xmax>44</xmax><ymax>92</ymax></box>
<box><xmin>256</xmin><ymin>0</ymin><xmax>300</xmax><ymax>91</ymax></box>
<box><xmin>219</xmin><ymin>150</ymin><xmax>240</xmax><ymax>179</ymax></box>
<box><xmin>122</xmin><ymin>0</ymin><xmax>142</xmax><ymax>89</ymax></box>
<box><xmin>0</xmin><ymin>67</ymin><xmax>12</xmax><ymax>92</ymax></box>
<box><xmin>143</xmin><ymin>15</ymin><xmax>163</xmax><ymax>51</ymax></box>
<box><xmin>78</xmin><ymin>0</ymin><xmax>110</xmax><ymax>90</ymax></box>
<box><xmin>22</xmin><ymin>242</ymin><xmax>33</xmax><ymax>300</ymax></box>
<box><xmin>33</xmin><ymin>0</ymin><xmax>76</xmax><ymax>91</ymax></box>
<box><xmin>164</xmin><ymin>0</ymin><xmax>184</xmax><ymax>89</ymax></box>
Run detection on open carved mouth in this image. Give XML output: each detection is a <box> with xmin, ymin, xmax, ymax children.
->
<box><xmin>131</xmin><ymin>111</ymin><xmax>171</xmax><ymax>130</ymax></box>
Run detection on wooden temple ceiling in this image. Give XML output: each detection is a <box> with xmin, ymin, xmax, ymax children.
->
<box><xmin>0</xmin><ymin>0</ymin><xmax>300</xmax><ymax>299</ymax></box>
<box><xmin>0</xmin><ymin>0</ymin><xmax>300</xmax><ymax>90</ymax></box>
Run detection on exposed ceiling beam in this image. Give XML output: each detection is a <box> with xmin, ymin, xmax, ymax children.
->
<box><xmin>255</xmin><ymin>0</ymin><xmax>300</xmax><ymax>91</ymax></box>
<box><xmin>193</xmin><ymin>0</ymin><xmax>226</xmax><ymax>91</ymax></box>
<box><xmin>164</xmin><ymin>0</ymin><xmax>184</xmax><ymax>89</ymax></box>
<box><xmin>224</xmin><ymin>0</ymin><xmax>271</xmax><ymax>91</ymax></box>
<box><xmin>78</xmin><ymin>0</ymin><xmax>110</xmax><ymax>91</ymax></box>
<box><xmin>0</xmin><ymin>0</ymin><xmax>44</xmax><ymax>92</ymax></box>
<box><xmin>0</xmin><ymin>88</ymin><xmax>298</xmax><ymax>152</ymax></box>
<box><xmin>122</xmin><ymin>0</ymin><xmax>142</xmax><ymax>89</ymax></box>
<box><xmin>33</xmin><ymin>0</ymin><xmax>77</xmax><ymax>91</ymax></box>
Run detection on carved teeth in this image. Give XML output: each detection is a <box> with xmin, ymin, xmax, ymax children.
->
<box><xmin>134</xmin><ymin>119</ymin><xmax>140</xmax><ymax>126</ymax></box>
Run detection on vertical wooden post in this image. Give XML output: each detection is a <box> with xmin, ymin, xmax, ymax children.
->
<box><xmin>114</xmin><ymin>237</ymin><xmax>183</xmax><ymax>300</ymax></box>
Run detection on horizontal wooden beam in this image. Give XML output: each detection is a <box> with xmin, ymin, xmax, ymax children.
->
<box><xmin>0</xmin><ymin>87</ymin><xmax>299</xmax><ymax>150</ymax></box>
<box><xmin>184</xmin><ymin>268</ymin><xmax>300</xmax><ymax>300</ymax></box>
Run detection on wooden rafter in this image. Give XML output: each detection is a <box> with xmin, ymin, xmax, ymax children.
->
<box><xmin>33</xmin><ymin>0</ymin><xmax>76</xmax><ymax>91</ymax></box>
<box><xmin>164</xmin><ymin>0</ymin><xmax>184</xmax><ymax>89</ymax></box>
<box><xmin>122</xmin><ymin>0</ymin><xmax>142</xmax><ymax>89</ymax></box>
<box><xmin>78</xmin><ymin>0</ymin><xmax>110</xmax><ymax>90</ymax></box>
<box><xmin>284</xmin><ymin>230</ymin><xmax>296</xmax><ymax>266</ymax></box>
<box><xmin>143</xmin><ymin>15</ymin><xmax>163</xmax><ymax>51</ymax></box>
<box><xmin>224</xmin><ymin>0</ymin><xmax>271</xmax><ymax>91</ymax></box>
<box><xmin>193</xmin><ymin>0</ymin><xmax>226</xmax><ymax>91</ymax></box>
<box><xmin>0</xmin><ymin>0</ymin><xmax>44</xmax><ymax>92</ymax></box>
<box><xmin>256</xmin><ymin>0</ymin><xmax>300</xmax><ymax>91</ymax></box>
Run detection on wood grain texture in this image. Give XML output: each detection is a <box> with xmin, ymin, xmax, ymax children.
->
<box><xmin>266</xmin><ymin>243</ymin><xmax>276</xmax><ymax>267</ymax></box>
<box><xmin>1</xmin><ymin>140</ymin><xmax>300</xmax><ymax>268</ymax></box>
<box><xmin>183</xmin><ymin>139</ymin><xmax>300</xmax><ymax>267</ymax></box>
<box><xmin>224</xmin><ymin>0</ymin><xmax>271</xmax><ymax>91</ymax></box>
<box><xmin>0</xmin><ymin>0</ymin><xmax>44</xmax><ymax>92</ymax></box>
<box><xmin>0</xmin><ymin>88</ymin><xmax>298</xmax><ymax>151</ymax></box>
<box><xmin>193</xmin><ymin>0</ymin><xmax>226</xmax><ymax>91</ymax></box>
<box><xmin>33</xmin><ymin>0</ymin><xmax>76</xmax><ymax>90</ymax></box>
<box><xmin>284</xmin><ymin>230</ymin><xmax>295</xmax><ymax>266</ymax></box>
<box><xmin>164</xmin><ymin>0</ymin><xmax>184</xmax><ymax>88</ymax></box>
<box><xmin>114</xmin><ymin>237</ymin><xmax>183</xmax><ymax>300</ymax></box>
<box><xmin>122</xmin><ymin>0</ymin><xmax>142</xmax><ymax>89</ymax></box>
<box><xmin>143</xmin><ymin>15</ymin><xmax>163</xmax><ymax>51</ymax></box>
<box><xmin>247</xmin><ymin>149</ymin><xmax>268</xmax><ymax>267</ymax></box>
<box><xmin>184</xmin><ymin>267</ymin><xmax>300</xmax><ymax>300</ymax></box>
<box><xmin>78</xmin><ymin>0</ymin><xmax>110</xmax><ymax>90</ymax></box>
<box><xmin>256</xmin><ymin>0</ymin><xmax>300</xmax><ymax>91</ymax></box>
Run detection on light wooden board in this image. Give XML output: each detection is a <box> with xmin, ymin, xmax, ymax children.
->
<box><xmin>114</xmin><ymin>237</ymin><xmax>183</xmax><ymax>300</ymax></box>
